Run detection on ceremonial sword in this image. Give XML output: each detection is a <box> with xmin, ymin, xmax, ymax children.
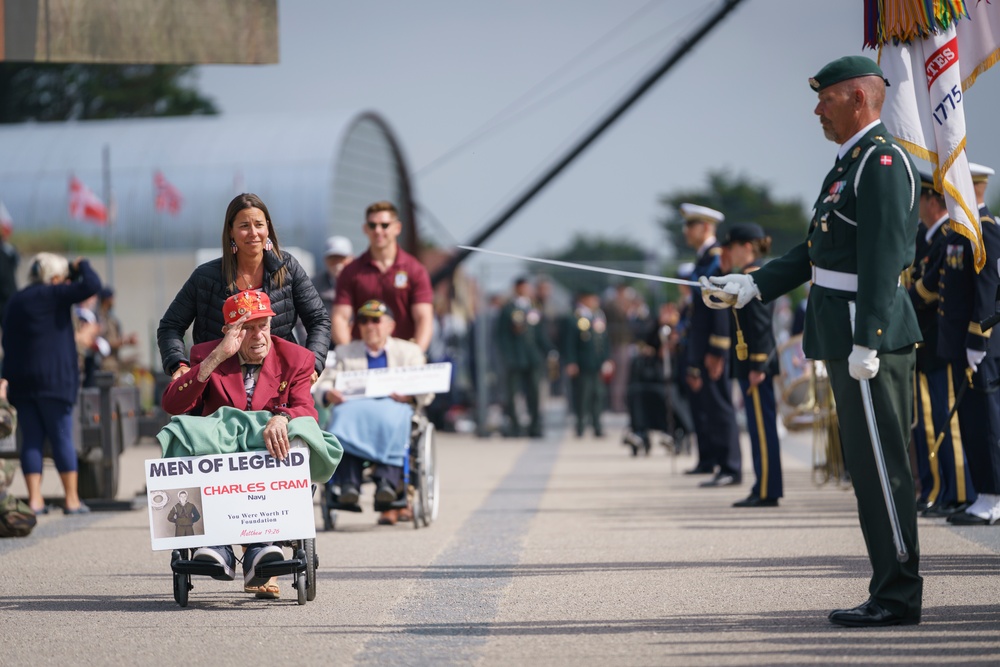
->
<box><xmin>849</xmin><ymin>301</ymin><xmax>909</xmax><ymax>563</ymax></box>
<box><xmin>457</xmin><ymin>246</ymin><xmax>702</xmax><ymax>287</ymax></box>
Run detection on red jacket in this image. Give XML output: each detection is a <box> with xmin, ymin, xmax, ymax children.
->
<box><xmin>162</xmin><ymin>335</ymin><xmax>318</xmax><ymax>422</ymax></box>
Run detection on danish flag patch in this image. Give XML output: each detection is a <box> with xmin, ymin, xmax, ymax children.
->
<box><xmin>879</xmin><ymin>155</ymin><xmax>893</xmax><ymax>166</ymax></box>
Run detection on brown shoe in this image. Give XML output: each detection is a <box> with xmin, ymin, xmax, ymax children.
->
<box><xmin>397</xmin><ymin>505</ymin><xmax>413</xmax><ymax>522</ymax></box>
<box><xmin>377</xmin><ymin>509</ymin><xmax>398</xmax><ymax>526</ymax></box>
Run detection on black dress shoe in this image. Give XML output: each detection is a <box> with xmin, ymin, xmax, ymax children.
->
<box><xmin>684</xmin><ymin>465</ymin><xmax>716</xmax><ymax>475</ymax></box>
<box><xmin>922</xmin><ymin>501</ymin><xmax>969</xmax><ymax>518</ymax></box>
<box><xmin>732</xmin><ymin>495</ymin><xmax>778</xmax><ymax>508</ymax></box>
<box><xmin>338</xmin><ymin>485</ymin><xmax>360</xmax><ymax>505</ymax></box>
<box><xmin>699</xmin><ymin>473</ymin><xmax>740</xmax><ymax>488</ymax></box>
<box><xmin>828</xmin><ymin>599</ymin><xmax>920</xmax><ymax>627</ymax></box>
<box><xmin>947</xmin><ymin>510</ymin><xmax>997</xmax><ymax>525</ymax></box>
<box><xmin>915</xmin><ymin>500</ymin><xmax>930</xmax><ymax>512</ymax></box>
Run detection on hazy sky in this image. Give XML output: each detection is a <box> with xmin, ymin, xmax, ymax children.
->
<box><xmin>197</xmin><ymin>1</ymin><xmax>1000</xmax><ymax>271</ymax></box>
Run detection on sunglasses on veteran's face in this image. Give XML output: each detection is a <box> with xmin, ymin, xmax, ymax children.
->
<box><xmin>366</xmin><ymin>222</ymin><xmax>392</xmax><ymax>230</ymax></box>
<box><xmin>357</xmin><ymin>316</ymin><xmax>382</xmax><ymax>325</ymax></box>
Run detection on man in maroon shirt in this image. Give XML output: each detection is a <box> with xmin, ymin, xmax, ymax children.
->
<box><xmin>332</xmin><ymin>201</ymin><xmax>433</xmax><ymax>351</ymax></box>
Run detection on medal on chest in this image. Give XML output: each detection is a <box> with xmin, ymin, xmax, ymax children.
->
<box><xmin>526</xmin><ymin>309</ymin><xmax>541</xmax><ymax>326</ymax></box>
<box><xmin>947</xmin><ymin>244</ymin><xmax>965</xmax><ymax>270</ymax></box>
<box><xmin>822</xmin><ymin>180</ymin><xmax>846</xmax><ymax>204</ymax></box>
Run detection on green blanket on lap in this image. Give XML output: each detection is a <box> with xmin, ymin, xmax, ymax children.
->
<box><xmin>156</xmin><ymin>406</ymin><xmax>342</xmax><ymax>483</ymax></box>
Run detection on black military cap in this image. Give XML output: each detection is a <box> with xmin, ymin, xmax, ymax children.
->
<box><xmin>809</xmin><ymin>56</ymin><xmax>888</xmax><ymax>92</ymax></box>
<box><xmin>722</xmin><ymin>223</ymin><xmax>766</xmax><ymax>245</ymax></box>
<box><xmin>918</xmin><ymin>171</ymin><xmax>937</xmax><ymax>192</ymax></box>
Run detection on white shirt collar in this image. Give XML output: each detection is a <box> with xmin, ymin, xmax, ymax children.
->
<box><xmin>925</xmin><ymin>214</ymin><xmax>949</xmax><ymax>243</ymax></box>
<box><xmin>697</xmin><ymin>236</ymin><xmax>717</xmax><ymax>258</ymax></box>
<box><xmin>837</xmin><ymin>119</ymin><xmax>881</xmax><ymax>160</ymax></box>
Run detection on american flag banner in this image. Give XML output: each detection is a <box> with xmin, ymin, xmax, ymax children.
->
<box><xmin>68</xmin><ymin>176</ymin><xmax>108</xmax><ymax>225</ymax></box>
<box><xmin>865</xmin><ymin>0</ymin><xmax>1000</xmax><ymax>272</ymax></box>
<box><xmin>154</xmin><ymin>170</ymin><xmax>183</xmax><ymax>215</ymax></box>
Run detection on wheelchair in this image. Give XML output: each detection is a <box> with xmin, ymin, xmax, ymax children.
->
<box><xmin>170</xmin><ymin>527</ymin><xmax>318</xmax><ymax>607</ymax></box>
<box><xmin>321</xmin><ymin>411</ymin><xmax>439</xmax><ymax>531</ymax></box>
<box><xmin>153</xmin><ymin>443</ymin><xmax>320</xmax><ymax>607</ymax></box>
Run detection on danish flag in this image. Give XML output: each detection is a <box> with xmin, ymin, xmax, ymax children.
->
<box><xmin>154</xmin><ymin>170</ymin><xmax>183</xmax><ymax>215</ymax></box>
<box><xmin>879</xmin><ymin>155</ymin><xmax>893</xmax><ymax>166</ymax></box>
<box><xmin>69</xmin><ymin>176</ymin><xmax>107</xmax><ymax>225</ymax></box>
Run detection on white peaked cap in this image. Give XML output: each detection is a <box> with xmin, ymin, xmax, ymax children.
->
<box><xmin>679</xmin><ymin>202</ymin><xmax>724</xmax><ymax>224</ymax></box>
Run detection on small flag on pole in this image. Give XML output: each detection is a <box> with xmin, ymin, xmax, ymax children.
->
<box><xmin>69</xmin><ymin>176</ymin><xmax>108</xmax><ymax>225</ymax></box>
<box><xmin>0</xmin><ymin>200</ymin><xmax>12</xmax><ymax>231</ymax></box>
<box><xmin>866</xmin><ymin>0</ymin><xmax>1000</xmax><ymax>272</ymax></box>
<box><xmin>154</xmin><ymin>170</ymin><xmax>183</xmax><ymax>215</ymax></box>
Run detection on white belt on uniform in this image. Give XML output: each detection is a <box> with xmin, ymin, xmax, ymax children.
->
<box><xmin>810</xmin><ymin>265</ymin><xmax>901</xmax><ymax>292</ymax></box>
<box><xmin>811</xmin><ymin>265</ymin><xmax>858</xmax><ymax>292</ymax></box>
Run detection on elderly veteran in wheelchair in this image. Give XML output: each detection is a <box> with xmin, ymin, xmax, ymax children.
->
<box><xmin>314</xmin><ymin>299</ymin><xmax>432</xmax><ymax>526</ymax></box>
<box><xmin>159</xmin><ymin>290</ymin><xmax>341</xmax><ymax>599</ymax></box>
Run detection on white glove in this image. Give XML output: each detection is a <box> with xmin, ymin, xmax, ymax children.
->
<box><xmin>967</xmin><ymin>348</ymin><xmax>987</xmax><ymax>374</ymax></box>
<box><xmin>848</xmin><ymin>345</ymin><xmax>879</xmax><ymax>380</ymax></box>
<box><xmin>707</xmin><ymin>273</ymin><xmax>760</xmax><ymax>309</ymax></box>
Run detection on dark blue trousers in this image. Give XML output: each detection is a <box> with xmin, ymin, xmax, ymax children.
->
<box><xmin>739</xmin><ymin>377</ymin><xmax>783</xmax><ymax>500</ymax></box>
<box><xmin>954</xmin><ymin>358</ymin><xmax>1000</xmax><ymax>495</ymax></box>
<box><xmin>14</xmin><ymin>397</ymin><xmax>76</xmax><ymax>474</ymax></box>
<box><xmin>690</xmin><ymin>369</ymin><xmax>741</xmax><ymax>477</ymax></box>
<box><xmin>912</xmin><ymin>367</ymin><xmax>975</xmax><ymax>505</ymax></box>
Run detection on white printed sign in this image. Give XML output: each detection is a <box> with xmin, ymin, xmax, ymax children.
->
<box><xmin>145</xmin><ymin>447</ymin><xmax>315</xmax><ymax>551</ymax></box>
<box><xmin>334</xmin><ymin>362</ymin><xmax>452</xmax><ymax>400</ymax></box>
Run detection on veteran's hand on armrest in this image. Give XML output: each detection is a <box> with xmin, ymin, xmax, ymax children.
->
<box><xmin>263</xmin><ymin>414</ymin><xmax>290</xmax><ymax>460</ymax></box>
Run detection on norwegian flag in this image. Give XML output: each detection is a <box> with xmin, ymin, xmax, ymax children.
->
<box><xmin>69</xmin><ymin>176</ymin><xmax>108</xmax><ymax>225</ymax></box>
<box><xmin>154</xmin><ymin>170</ymin><xmax>183</xmax><ymax>215</ymax></box>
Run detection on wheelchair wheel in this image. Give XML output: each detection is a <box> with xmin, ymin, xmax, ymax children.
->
<box><xmin>295</xmin><ymin>574</ymin><xmax>307</xmax><ymax>605</ymax></box>
<box><xmin>305</xmin><ymin>538</ymin><xmax>317</xmax><ymax>601</ymax></box>
<box><xmin>171</xmin><ymin>549</ymin><xmax>190</xmax><ymax>607</ymax></box>
<box><xmin>417</xmin><ymin>422</ymin><xmax>439</xmax><ymax>527</ymax></box>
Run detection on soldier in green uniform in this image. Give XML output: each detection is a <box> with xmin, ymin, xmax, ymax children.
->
<box><xmin>562</xmin><ymin>287</ymin><xmax>612</xmax><ymax>438</ymax></box>
<box><xmin>496</xmin><ymin>277</ymin><xmax>551</xmax><ymax>438</ymax></box>
<box><xmin>708</xmin><ymin>56</ymin><xmax>922</xmax><ymax>627</ymax></box>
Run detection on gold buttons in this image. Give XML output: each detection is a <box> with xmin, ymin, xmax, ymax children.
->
<box><xmin>808</xmin><ymin>240</ymin><xmax>812</xmax><ymax>248</ymax></box>
<box><xmin>876</xmin><ymin>329</ymin><xmax>883</xmax><ymax>336</ymax></box>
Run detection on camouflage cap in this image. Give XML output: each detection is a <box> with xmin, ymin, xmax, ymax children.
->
<box><xmin>809</xmin><ymin>56</ymin><xmax>888</xmax><ymax>92</ymax></box>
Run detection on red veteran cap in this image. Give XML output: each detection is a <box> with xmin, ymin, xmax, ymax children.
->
<box><xmin>223</xmin><ymin>290</ymin><xmax>276</xmax><ymax>325</ymax></box>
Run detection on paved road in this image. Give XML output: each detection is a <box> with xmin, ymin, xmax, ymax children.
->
<box><xmin>2</xmin><ymin>403</ymin><xmax>999</xmax><ymax>666</ymax></box>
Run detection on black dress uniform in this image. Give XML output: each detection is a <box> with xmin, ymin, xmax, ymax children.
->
<box><xmin>925</xmin><ymin>198</ymin><xmax>1000</xmax><ymax>523</ymax></box>
<box><xmin>746</xmin><ymin>64</ymin><xmax>923</xmax><ymax>626</ymax></box>
<box><xmin>687</xmin><ymin>237</ymin><xmax>742</xmax><ymax>482</ymax></box>
<box><xmin>561</xmin><ymin>299</ymin><xmax>610</xmax><ymax>437</ymax></box>
<box><xmin>908</xmin><ymin>208</ymin><xmax>974</xmax><ymax>514</ymax></box>
<box><xmin>726</xmin><ymin>241</ymin><xmax>782</xmax><ymax>507</ymax></box>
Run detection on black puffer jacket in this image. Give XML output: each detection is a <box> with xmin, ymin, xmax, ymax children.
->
<box><xmin>157</xmin><ymin>250</ymin><xmax>331</xmax><ymax>374</ymax></box>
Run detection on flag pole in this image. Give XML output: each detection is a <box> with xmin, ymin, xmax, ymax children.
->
<box><xmin>102</xmin><ymin>144</ymin><xmax>114</xmax><ymax>288</ymax></box>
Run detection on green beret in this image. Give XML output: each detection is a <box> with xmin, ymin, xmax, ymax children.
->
<box><xmin>809</xmin><ymin>56</ymin><xmax>888</xmax><ymax>92</ymax></box>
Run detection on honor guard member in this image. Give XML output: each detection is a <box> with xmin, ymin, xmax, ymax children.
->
<box><xmin>709</xmin><ymin>56</ymin><xmax>922</xmax><ymax>627</ymax></box>
<box><xmin>680</xmin><ymin>203</ymin><xmax>742</xmax><ymax>487</ymax></box>
<box><xmin>907</xmin><ymin>171</ymin><xmax>975</xmax><ymax>517</ymax></box>
<box><xmin>562</xmin><ymin>287</ymin><xmax>612</xmax><ymax>438</ymax></box>
<box><xmin>720</xmin><ymin>223</ymin><xmax>783</xmax><ymax>507</ymax></box>
<box><xmin>932</xmin><ymin>162</ymin><xmax>1000</xmax><ymax>526</ymax></box>
<box><xmin>496</xmin><ymin>277</ymin><xmax>551</xmax><ymax>438</ymax></box>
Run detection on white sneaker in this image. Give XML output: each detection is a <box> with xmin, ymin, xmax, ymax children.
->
<box><xmin>243</xmin><ymin>544</ymin><xmax>284</xmax><ymax>587</ymax></box>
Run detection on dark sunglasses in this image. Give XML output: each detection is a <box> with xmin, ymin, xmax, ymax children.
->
<box><xmin>366</xmin><ymin>222</ymin><xmax>392</xmax><ymax>230</ymax></box>
<box><xmin>357</xmin><ymin>316</ymin><xmax>382</xmax><ymax>325</ymax></box>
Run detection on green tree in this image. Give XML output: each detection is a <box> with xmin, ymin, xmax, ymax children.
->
<box><xmin>0</xmin><ymin>64</ymin><xmax>217</xmax><ymax>123</ymax></box>
<box><xmin>660</xmin><ymin>170</ymin><xmax>810</xmax><ymax>259</ymax></box>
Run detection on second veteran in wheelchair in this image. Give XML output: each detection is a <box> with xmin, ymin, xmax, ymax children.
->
<box><xmin>159</xmin><ymin>290</ymin><xmax>342</xmax><ymax>600</ymax></box>
<box><xmin>314</xmin><ymin>299</ymin><xmax>433</xmax><ymax>526</ymax></box>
